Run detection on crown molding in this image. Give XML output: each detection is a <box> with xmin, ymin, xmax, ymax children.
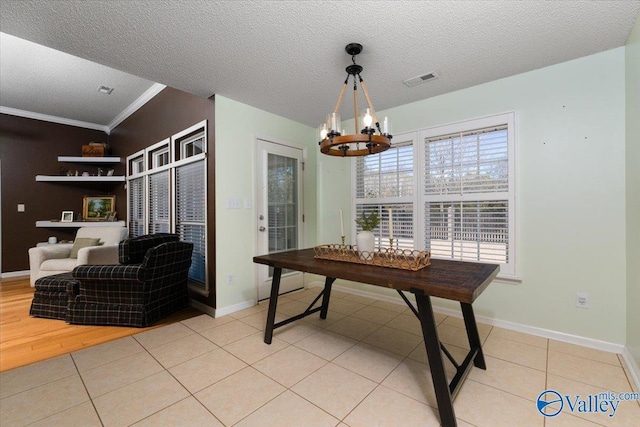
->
<box><xmin>107</xmin><ymin>83</ymin><xmax>166</xmax><ymax>132</ymax></box>
<box><xmin>0</xmin><ymin>106</ymin><xmax>109</xmax><ymax>133</ymax></box>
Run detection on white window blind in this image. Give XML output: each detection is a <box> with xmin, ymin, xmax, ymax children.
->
<box><xmin>356</xmin><ymin>143</ymin><xmax>413</xmax><ymax>199</ymax></box>
<box><xmin>355</xmin><ymin>140</ymin><xmax>415</xmax><ymax>249</ymax></box>
<box><xmin>148</xmin><ymin>170</ymin><xmax>170</xmax><ymax>234</ymax></box>
<box><xmin>424</xmin><ymin>125</ymin><xmax>508</xmax><ymax>195</ymax></box>
<box><xmin>128</xmin><ymin>176</ymin><xmax>145</xmax><ymax>237</ymax></box>
<box><xmin>176</xmin><ymin>160</ymin><xmax>206</xmax><ymax>288</ymax></box>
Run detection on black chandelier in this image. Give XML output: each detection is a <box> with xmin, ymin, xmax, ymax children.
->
<box><xmin>318</xmin><ymin>43</ymin><xmax>392</xmax><ymax>157</ymax></box>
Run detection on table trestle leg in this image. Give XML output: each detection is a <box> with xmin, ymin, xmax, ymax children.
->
<box><xmin>412</xmin><ymin>290</ymin><xmax>457</xmax><ymax>427</ymax></box>
<box><xmin>461</xmin><ymin>302</ymin><xmax>486</xmax><ymax>369</ymax></box>
<box><xmin>263</xmin><ymin>276</ymin><xmax>336</xmax><ymax>345</ymax></box>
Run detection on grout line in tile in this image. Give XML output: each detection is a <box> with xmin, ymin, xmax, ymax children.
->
<box><xmin>71</xmin><ymin>353</ymin><xmax>104</xmax><ymax>426</ymax></box>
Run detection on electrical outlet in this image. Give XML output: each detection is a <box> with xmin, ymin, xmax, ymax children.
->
<box><xmin>575</xmin><ymin>292</ymin><xmax>589</xmax><ymax>309</ymax></box>
<box><xmin>226</xmin><ymin>274</ymin><xmax>234</xmax><ymax>285</ymax></box>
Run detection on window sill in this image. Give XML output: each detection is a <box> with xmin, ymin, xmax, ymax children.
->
<box><xmin>494</xmin><ymin>274</ymin><xmax>522</xmax><ymax>284</ymax></box>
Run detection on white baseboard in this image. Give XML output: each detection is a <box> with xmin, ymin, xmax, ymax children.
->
<box><xmin>214</xmin><ymin>299</ymin><xmax>256</xmax><ymax>317</ymax></box>
<box><xmin>1</xmin><ymin>270</ymin><xmax>29</xmax><ymax>279</ymax></box>
<box><xmin>312</xmin><ymin>281</ymin><xmax>626</xmax><ymax>355</ymax></box>
<box><xmin>622</xmin><ymin>347</ymin><xmax>640</xmax><ymax>392</ymax></box>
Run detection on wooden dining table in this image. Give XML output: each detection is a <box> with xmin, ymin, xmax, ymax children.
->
<box><xmin>253</xmin><ymin>248</ymin><xmax>499</xmax><ymax>427</ymax></box>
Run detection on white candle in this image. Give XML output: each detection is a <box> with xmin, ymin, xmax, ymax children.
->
<box><xmin>340</xmin><ymin>209</ymin><xmax>345</xmax><ymax>237</ymax></box>
<box><xmin>388</xmin><ymin>208</ymin><xmax>393</xmax><ymax>239</ymax></box>
<box><xmin>383</xmin><ymin>116</ymin><xmax>389</xmax><ymax>134</ymax></box>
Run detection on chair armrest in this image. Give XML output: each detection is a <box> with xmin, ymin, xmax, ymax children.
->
<box><xmin>29</xmin><ymin>244</ymin><xmax>73</xmax><ymax>272</ymax></box>
<box><xmin>29</xmin><ymin>244</ymin><xmax>73</xmax><ymax>263</ymax></box>
<box><xmin>73</xmin><ymin>264</ymin><xmax>145</xmax><ymax>282</ymax></box>
<box><xmin>76</xmin><ymin>245</ymin><xmax>119</xmax><ymax>265</ymax></box>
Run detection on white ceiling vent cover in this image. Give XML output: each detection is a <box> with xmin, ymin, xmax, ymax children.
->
<box><xmin>403</xmin><ymin>72</ymin><xmax>439</xmax><ymax>87</ymax></box>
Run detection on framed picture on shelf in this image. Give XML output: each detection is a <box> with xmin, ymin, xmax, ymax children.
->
<box><xmin>61</xmin><ymin>211</ymin><xmax>74</xmax><ymax>222</ymax></box>
<box><xmin>82</xmin><ymin>195</ymin><xmax>115</xmax><ymax>221</ymax></box>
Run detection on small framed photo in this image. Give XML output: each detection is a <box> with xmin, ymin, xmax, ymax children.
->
<box><xmin>61</xmin><ymin>211</ymin><xmax>74</xmax><ymax>222</ymax></box>
<box><xmin>83</xmin><ymin>195</ymin><xmax>115</xmax><ymax>221</ymax></box>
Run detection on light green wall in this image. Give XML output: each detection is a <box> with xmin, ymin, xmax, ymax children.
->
<box><xmin>626</xmin><ymin>18</ymin><xmax>640</xmax><ymax>364</ymax></box>
<box><xmin>214</xmin><ymin>95</ymin><xmax>317</xmax><ymax>308</ymax></box>
<box><xmin>318</xmin><ymin>48</ymin><xmax>628</xmax><ymax>344</ymax></box>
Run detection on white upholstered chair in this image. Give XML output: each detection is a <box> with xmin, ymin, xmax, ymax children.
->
<box><xmin>29</xmin><ymin>226</ymin><xmax>128</xmax><ymax>286</ymax></box>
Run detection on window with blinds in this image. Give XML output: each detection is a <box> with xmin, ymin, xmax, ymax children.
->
<box><xmin>421</xmin><ymin>113</ymin><xmax>515</xmax><ymax>275</ymax></box>
<box><xmin>125</xmin><ymin>120</ymin><xmax>209</xmax><ymax>292</ymax></box>
<box><xmin>352</xmin><ymin>113</ymin><xmax>515</xmax><ymax>276</ymax></box>
<box><xmin>355</xmin><ymin>138</ymin><xmax>415</xmax><ymax>249</ymax></box>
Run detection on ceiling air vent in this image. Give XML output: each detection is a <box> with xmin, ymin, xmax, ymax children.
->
<box><xmin>403</xmin><ymin>72</ymin><xmax>439</xmax><ymax>87</ymax></box>
<box><xmin>97</xmin><ymin>85</ymin><xmax>114</xmax><ymax>95</ymax></box>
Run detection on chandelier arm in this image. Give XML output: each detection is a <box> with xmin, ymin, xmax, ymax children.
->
<box><xmin>352</xmin><ymin>76</ymin><xmax>360</xmax><ymax>134</ymax></box>
<box><xmin>358</xmin><ymin>77</ymin><xmax>381</xmax><ymax>129</ymax></box>
<box><xmin>333</xmin><ymin>79</ymin><xmax>349</xmax><ymax>115</ymax></box>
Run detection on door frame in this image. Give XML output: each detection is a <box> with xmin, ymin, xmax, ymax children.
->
<box><xmin>254</xmin><ymin>135</ymin><xmax>307</xmax><ymax>300</ymax></box>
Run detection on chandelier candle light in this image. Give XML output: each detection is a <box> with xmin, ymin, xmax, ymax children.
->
<box><xmin>340</xmin><ymin>208</ymin><xmax>345</xmax><ymax>245</ymax></box>
<box><xmin>389</xmin><ymin>208</ymin><xmax>394</xmax><ymax>250</ymax></box>
<box><xmin>318</xmin><ymin>43</ymin><xmax>392</xmax><ymax>157</ymax></box>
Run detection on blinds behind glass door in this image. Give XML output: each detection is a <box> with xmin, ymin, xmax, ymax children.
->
<box><xmin>176</xmin><ymin>160</ymin><xmax>206</xmax><ymax>287</ymax></box>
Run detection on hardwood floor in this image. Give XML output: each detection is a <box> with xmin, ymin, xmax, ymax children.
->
<box><xmin>0</xmin><ymin>275</ymin><xmax>202</xmax><ymax>372</ymax></box>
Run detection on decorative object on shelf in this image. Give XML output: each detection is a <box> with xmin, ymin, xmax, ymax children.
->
<box><xmin>355</xmin><ymin>211</ymin><xmax>379</xmax><ymax>257</ymax></box>
<box><xmin>48</xmin><ymin>236</ymin><xmax>57</xmax><ymax>244</ymax></box>
<box><xmin>61</xmin><ymin>211</ymin><xmax>74</xmax><ymax>222</ymax></box>
<box><xmin>82</xmin><ymin>142</ymin><xmax>110</xmax><ymax>157</ymax></box>
<box><xmin>107</xmin><ymin>169</ymin><xmax>114</xmax><ymax>176</ymax></box>
<box><xmin>314</xmin><ymin>245</ymin><xmax>431</xmax><ymax>271</ymax></box>
<box><xmin>82</xmin><ymin>195</ymin><xmax>115</xmax><ymax>221</ymax></box>
<box><xmin>105</xmin><ymin>211</ymin><xmax>118</xmax><ymax>222</ymax></box>
<box><xmin>318</xmin><ymin>43</ymin><xmax>392</xmax><ymax>157</ymax></box>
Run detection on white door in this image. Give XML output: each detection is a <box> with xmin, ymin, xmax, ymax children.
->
<box><xmin>256</xmin><ymin>139</ymin><xmax>304</xmax><ymax>301</ymax></box>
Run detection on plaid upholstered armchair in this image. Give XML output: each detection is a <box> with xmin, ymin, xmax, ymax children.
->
<box><xmin>67</xmin><ymin>233</ymin><xmax>193</xmax><ymax>327</ymax></box>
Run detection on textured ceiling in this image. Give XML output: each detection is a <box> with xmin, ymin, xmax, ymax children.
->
<box><xmin>1</xmin><ymin>0</ymin><xmax>639</xmax><ymax>129</ymax></box>
<box><xmin>0</xmin><ymin>33</ymin><xmax>157</xmax><ymax>128</ymax></box>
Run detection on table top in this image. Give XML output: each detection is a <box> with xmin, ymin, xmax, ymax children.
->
<box><xmin>253</xmin><ymin>248</ymin><xmax>499</xmax><ymax>304</ymax></box>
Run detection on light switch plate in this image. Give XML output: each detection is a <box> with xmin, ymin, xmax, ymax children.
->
<box><xmin>17</xmin><ymin>204</ymin><xmax>25</xmax><ymax>212</ymax></box>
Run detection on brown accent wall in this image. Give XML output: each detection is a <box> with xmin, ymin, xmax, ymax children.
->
<box><xmin>109</xmin><ymin>87</ymin><xmax>216</xmax><ymax>309</ymax></box>
<box><xmin>0</xmin><ymin>114</ymin><xmax>110</xmax><ymax>272</ymax></box>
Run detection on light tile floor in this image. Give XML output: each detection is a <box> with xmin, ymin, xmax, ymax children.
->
<box><xmin>1</xmin><ymin>289</ymin><xmax>639</xmax><ymax>426</ymax></box>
